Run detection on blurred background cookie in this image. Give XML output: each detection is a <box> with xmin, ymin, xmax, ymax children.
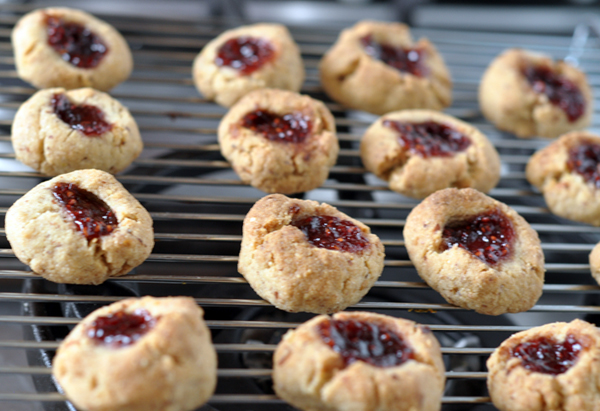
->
<box><xmin>12</xmin><ymin>7</ymin><xmax>133</xmax><ymax>90</ymax></box>
<box><xmin>12</xmin><ymin>87</ymin><xmax>142</xmax><ymax>176</ymax></box>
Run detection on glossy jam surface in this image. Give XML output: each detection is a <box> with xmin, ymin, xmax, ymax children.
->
<box><xmin>511</xmin><ymin>334</ymin><xmax>584</xmax><ymax>375</ymax></box>
<box><xmin>567</xmin><ymin>143</ymin><xmax>600</xmax><ymax>189</ymax></box>
<box><xmin>360</xmin><ymin>35</ymin><xmax>426</xmax><ymax>77</ymax></box>
<box><xmin>215</xmin><ymin>36</ymin><xmax>274</xmax><ymax>75</ymax></box>
<box><xmin>52</xmin><ymin>94</ymin><xmax>112</xmax><ymax>137</ymax></box>
<box><xmin>241</xmin><ymin>109</ymin><xmax>311</xmax><ymax>143</ymax></box>
<box><xmin>383</xmin><ymin>120</ymin><xmax>471</xmax><ymax>158</ymax></box>
<box><xmin>87</xmin><ymin>309</ymin><xmax>156</xmax><ymax>347</ymax></box>
<box><xmin>523</xmin><ymin>65</ymin><xmax>585</xmax><ymax>122</ymax></box>
<box><xmin>52</xmin><ymin>182</ymin><xmax>118</xmax><ymax>241</ymax></box>
<box><xmin>292</xmin><ymin>216</ymin><xmax>370</xmax><ymax>253</ymax></box>
<box><xmin>317</xmin><ymin>318</ymin><xmax>415</xmax><ymax>368</ymax></box>
<box><xmin>46</xmin><ymin>15</ymin><xmax>108</xmax><ymax>68</ymax></box>
<box><xmin>441</xmin><ymin>210</ymin><xmax>514</xmax><ymax>265</ymax></box>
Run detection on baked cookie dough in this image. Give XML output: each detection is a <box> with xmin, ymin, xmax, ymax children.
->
<box><xmin>53</xmin><ymin>296</ymin><xmax>217</xmax><ymax>411</ymax></box>
<box><xmin>12</xmin><ymin>87</ymin><xmax>142</xmax><ymax>176</ymax></box>
<box><xmin>404</xmin><ymin>188</ymin><xmax>545</xmax><ymax>316</ymax></box>
<box><xmin>319</xmin><ymin>20</ymin><xmax>452</xmax><ymax>115</ymax></box>
<box><xmin>487</xmin><ymin>319</ymin><xmax>600</xmax><ymax>411</ymax></box>
<box><xmin>526</xmin><ymin>131</ymin><xmax>600</xmax><ymax>226</ymax></box>
<box><xmin>193</xmin><ymin>23</ymin><xmax>304</xmax><ymax>107</ymax></box>
<box><xmin>479</xmin><ymin>48</ymin><xmax>592</xmax><ymax>139</ymax></box>
<box><xmin>273</xmin><ymin>311</ymin><xmax>445</xmax><ymax>411</ymax></box>
<box><xmin>218</xmin><ymin>88</ymin><xmax>338</xmax><ymax>194</ymax></box>
<box><xmin>12</xmin><ymin>7</ymin><xmax>133</xmax><ymax>91</ymax></box>
<box><xmin>5</xmin><ymin>169</ymin><xmax>153</xmax><ymax>285</ymax></box>
<box><xmin>238</xmin><ymin>194</ymin><xmax>385</xmax><ymax>314</ymax></box>
<box><xmin>360</xmin><ymin>109</ymin><xmax>500</xmax><ymax>199</ymax></box>
<box><xmin>590</xmin><ymin>242</ymin><xmax>600</xmax><ymax>285</ymax></box>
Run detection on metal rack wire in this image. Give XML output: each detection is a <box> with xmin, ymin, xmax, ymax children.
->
<box><xmin>0</xmin><ymin>3</ymin><xmax>599</xmax><ymax>410</ymax></box>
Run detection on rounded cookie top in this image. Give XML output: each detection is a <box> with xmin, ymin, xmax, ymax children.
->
<box><xmin>218</xmin><ymin>88</ymin><xmax>338</xmax><ymax>194</ymax></box>
<box><xmin>273</xmin><ymin>311</ymin><xmax>445</xmax><ymax>411</ymax></box>
<box><xmin>319</xmin><ymin>20</ymin><xmax>452</xmax><ymax>115</ymax></box>
<box><xmin>479</xmin><ymin>48</ymin><xmax>592</xmax><ymax>139</ymax></box>
<box><xmin>403</xmin><ymin>188</ymin><xmax>545</xmax><ymax>315</ymax></box>
<box><xmin>238</xmin><ymin>194</ymin><xmax>384</xmax><ymax>314</ymax></box>
<box><xmin>12</xmin><ymin>7</ymin><xmax>133</xmax><ymax>91</ymax></box>
<box><xmin>53</xmin><ymin>296</ymin><xmax>217</xmax><ymax>411</ymax></box>
<box><xmin>487</xmin><ymin>319</ymin><xmax>600</xmax><ymax>411</ymax></box>
<box><xmin>360</xmin><ymin>109</ymin><xmax>500</xmax><ymax>199</ymax></box>
<box><xmin>5</xmin><ymin>169</ymin><xmax>154</xmax><ymax>285</ymax></box>
<box><xmin>12</xmin><ymin>87</ymin><xmax>142</xmax><ymax>176</ymax></box>
<box><xmin>193</xmin><ymin>23</ymin><xmax>305</xmax><ymax>107</ymax></box>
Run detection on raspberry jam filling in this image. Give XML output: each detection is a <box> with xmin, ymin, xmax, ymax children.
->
<box><xmin>441</xmin><ymin>209</ymin><xmax>514</xmax><ymax>265</ymax></box>
<box><xmin>318</xmin><ymin>318</ymin><xmax>415</xmax><ymax>368</ymax></box>
<box><xmin>522</xmin><ymin>65</ymin><xmax>585</xmax><ymax>122</ymax></box>
<box><xmin>360</xmin><ymin>35</ymin><xmax>426</xmax><ymax>77</ymax></box>
<box><xmin>52</xmin><ymin>182</ymin><xmax>118</xmax><ymax>242</ymax></box>
<box><xmin>215</xmin><ymin>36</ymin><xmax>275</xmax><ymax>75</ymax></box>
<box><xmin>46</xmin><ymin>15</ymin><xmax>108</xmax><ymax>69</ymax></box>
<box><xmin>87</xmin><ymin>309</ymin><xmax>156</xmax><ymax>347</ymax></box>
<box><xmin>511</xmin><ymin>334</ymin><xmax>584</xmax><ymax>375</ymax></box>
<box><xmin>241</xmin><ymin>109</ymin><xmax>312</xmax><ymax>143</ymax></box>
<box><xmin>51</xmin><ymin>93</ymin><xmax>113</xmax><ymax>137</ymax></box>
<box><xmin>292</xmin><ymin>215</ymin><xmax>370</xmax><ymax>253</ymax></box>
<box><xmin>383</xmin><ymin>120</ymin><xmax>471</xmax><ymax>158</ymax></box>
<box><xmin>567</xmin><ymin>142</ymin><xmax>600</xmax><ymax>189</ymax></box>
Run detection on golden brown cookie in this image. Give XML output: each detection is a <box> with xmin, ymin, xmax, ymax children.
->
<box><xmin>273</xmin><ymin>311</ymin><xmax>445</xmax><ymax>411</ymax></box>
<box><xmin>479</xmin><ymin>48</ymin><xmax>592</xmax><ymax>139</ymax></box>
<box><xmin>5</xmin><ymin>169</ymin><xmax>154</xmax><ymax>285</ymax></box>
<box><xmin>53</xmin><ymin>296</ymin><xmax>217</xmax><ymax>411</ymax></box>
<box><xmin>12</xmin><ymin>87</ymin><xmax>142</xmax><ymax>176</ymax></box>
<box><xmin>526</xmin><ymin>131</ymin><xmax>600</xmax><ymax>226</ymax></box>
<box><xmin>319</xmin><ymin>20</ymin><xmax>452</xmax><ymax>115</ymax></box>
<box><xmin>218</xmin><ymin>88</ymin><xmax>338</xmax><ymax>194</ymax></box>
<box><xmin>193</xmin><ymin>23</ymin><xmax>304</xmax><ymax>107</ymax></box>
<box><xmin>238</xmin><ymin>194</ymin><xmax>385</xmax><ymax>314</ymax></box>
<box><xmin>403</xmin><ymin>188</ymin><xmax>545</xmax><ymax>316</ymax></box>
<box><xmin>590</xmin><ymin>242</ymin><xmax>600</xmax><ymax>285</ymax></box>
<box><xmin>487</xmin><ymin>319</ymin><xmax>600</xmax><ymax>411</ymax></box>
<box><xmin>12</xmin><ymin>7</ymin><xmax>133</xmax><ymax>91</ymax></box>
<box><xmin>360</xmin><ymin>109</ymin><xmax>500</xmax><ymax>199</ymax></box>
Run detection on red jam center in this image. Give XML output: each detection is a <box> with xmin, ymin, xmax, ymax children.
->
<box><xmin>383</xmin><ymin>120</ymin><xmax>471</xmax><ymax>158</ymax></box>
<box><xmin>46</xmin><ymin>15</ymin><xmax>108</xmax><ymax>69</ymax></box>
<box><xmin>215</xmin><ymin>36</ymin><xmax>275</xmax><ymax>75</ymax></box>
<box><xmin>523</xmin><ymin>65</ymin><xmax>585</xmax><ymax>122</ymax></box>
<box><xmin>360</xmin><ymin>35</ymin><xmax>426</xmax><ymax>77</ymax></box>
<box><xmin>292</xmin><ymin>215</ymin><xmax>370</xmax><ymax>253</ymax></box>
<box><xmin>511</xmin><ymin>334</ymin><xmax>584</xmax><ymax>375</ymax></box>
<box><xmin>567</xmin><ymin>142</ymin><xmax>600</xmax><ymax>189</ymax></box>
<box><xmin>52</xmin><ymin>182</ymin><xmax>118</xmax><ymax>242</ymax></box>
<box><xmin>51</xmin><ymin>94</ymin><xmax>112</xmax><ymax>137</ymax></box>
<box><xmin>441</xmin><ymin>210</ymin><xmax>514</xmax><ymax>265</ymax></box>
<box><xmin>318</xmin><ymin>318</ymin><xmax>415</xmax><ymax>368</ymax></box>
<box><xmin>241</xmin><ymin>109</ymin><xmax>312</xmax><ymax>143</ymax></box>
<box><xmin>87</xmin><ymin>309</ymin><xmax>156</xmax><ymax>347</ymax></box>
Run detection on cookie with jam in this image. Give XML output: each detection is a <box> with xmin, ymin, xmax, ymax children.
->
<box><xmin>53</xmin><ymin>296</ymin><xmax>217</xmax><ymax>411</ymax></box>
<box><xmin>238</xmin><ymin>194</ymin><xmax>385</xmax><ymax>314</ymax></box>
<box><xmin>487</xmin><ymin>319</ymin><xmax>600</xmax><ymax>411</ymax></box>
<box><xmin>12</xmin><ymin>7</ymin><xmax>133</xmax><ymax>91</ymax></box>
<box><xmin>404</xmin><ymin>188</ymin><xmax>545</xmax><ymax>315</ymax></box>
<box><xmin>218</xmin><ymin>88</ymin><xmax>338</xmax><ymax>194</ymax></box>
<box><xmin>479</xmin><ymin>48</ymin><xmax>592</xmax><ymax>139</ymax></box>
<box><xmin>12</xmin><ymin>87</ymin><xmax>142</xmax><ymax>176</ymax></box>
<box><xmin>319</xmin><ymin>20</ymin><xmax>452</xmax><ymax>115</ymax></box>
<box><xmin>193</xmin><ymin>23</ymin><xmax>305</xmax><ymax>107</ymax></box>
<box><xmin>527</xmin><ymin>131</ymin><xmax>600</xmax><ymax>226</ymax></box>
<box><xmin>360</xmin><ymin>109</ymin><xmax>500</xmax><ymax>199</ymax></box>
<box><xmin>273</xmin><ymin>311</ymin><xmax>445</xmax><ymax>411</ymax></box>
<box><xmin>5</xmin><ymin>169</ymin><xmax>153</xmax><ymax>284</ymax></box>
